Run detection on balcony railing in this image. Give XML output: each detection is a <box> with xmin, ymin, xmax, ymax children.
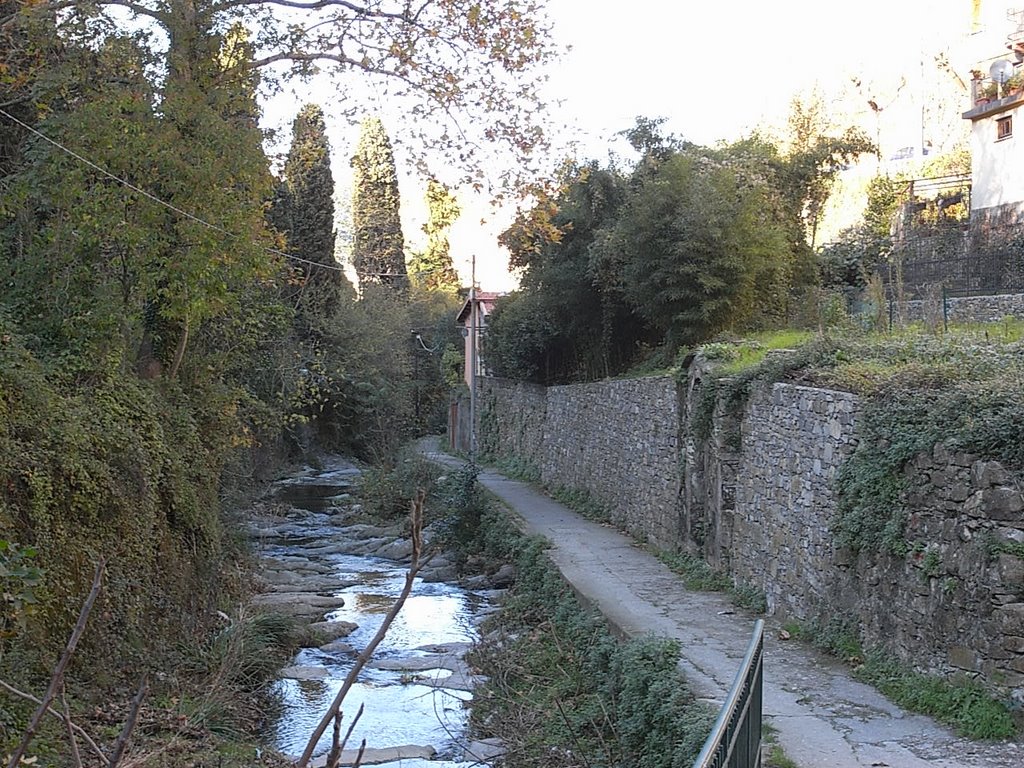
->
<box><xmin>967</xmin><ymin>72</ymin><xmax>1024</xmax><ymax>117</ymax></box>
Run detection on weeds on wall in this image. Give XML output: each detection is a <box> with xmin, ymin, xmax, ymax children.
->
<box><xmin>687</xmin><ymin>330</ymin><xmax>1024</xmax><ymax>554</ymax></box>
<box><xmin>783</xmin><ymin>617</ymin><xmax>1016</xmax><ymax>740</ymax></box>
<box><xmin>653</xmin><ymin>550</ymin><xmax>767</xmax><ymax>614</ymax></box>
<box><xmin>490</xmin><ymin>455</ymin><xmax>541</xmax><ymax>484</ymax></box>
<box><xmin>834</xmin><ymin>370</ymin><xmax>1024</xmax><ymax>554</ymax></box>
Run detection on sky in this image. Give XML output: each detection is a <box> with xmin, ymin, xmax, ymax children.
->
<box><xmin>263</xmin><ymin>0</ymin><xmax>1006</xmax><ymax>292</ymax></box>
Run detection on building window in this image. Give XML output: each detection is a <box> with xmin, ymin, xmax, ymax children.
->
<box><xmin>997</xmin><ymin>115</ymin><xmax>1013</xmax><ymax>140</ymax></box>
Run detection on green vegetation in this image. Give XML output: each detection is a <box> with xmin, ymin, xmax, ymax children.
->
<box><xmin>409</xmin><ymin>179</ymin><xmax>463</xmax><ymax>293</ymax></box>
<box><xmin>446</xmin><ymin>472</ymin><xmax>716</xmax><ymax>768</ymax></box>
<box><xmin>550</xmin><ymin>485</ymin><xmax>612</xmax><ymax>524</ymax></box>
<box><xmin>490</xmin><ymin>455</ymin><xmax>542</xmax><ymax>484</ymax></box>
<box><xmin>783</xmin><ymin>618</ymin><xmax>1016</xmax><ymax>739</ymax></box>
<box><xmin>0</xmin><ymin>541</ymin><xmax>42</xmax><ymax>642</ymax></box>
<box><xmin>486</xmin><ymin>114</ymin><xmax>873</xmax><ymax>385</ymax></box>
<box><xmin>654</xmin><ymin>550</ymin><xmax>767</xmax><ymax>613</ymax></box>
<box><xmin>269</xmin><ymin>103</ymin><xmax>350</xmax><ymax>330</ymax></box>
<box><xmin>859</xmin><ymin>655</ymin><xmax>1014</xmax><ymax>740</ymax></box>
<box><xmin>685</xmin><ymin>327</ymin><xmax>1024</xmax><ymax>554</ymax></box>
<box><xmin>697</xmin><ymin>330</ymin><xmax>815</xmax><ymax>375</ymax></box>
<box><xmin>762</xmin><ymin>724</ymin><xmax>799</xmax><ymax>768</ymax></box>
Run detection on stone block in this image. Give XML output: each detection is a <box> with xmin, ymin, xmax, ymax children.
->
<box><xmin>964</xmin><ymin>490</ymin><xmax>986</xmax><ymax>517</ymax></box>
<box><xmin>973</xmin><ymin>460</ymin><xmax>1010</xmax><ymax>489</ymax></box>
<box><xmin>993</xmin><ymin>602</ymin><xmax>1024</xmax><ymax>634</ymax></box>
<box><xmin>948</xmin><ymin>483</ymin><xmax>972</xmax><ymax>503</ymax></box>
<box><xmin>985</xmin><ymin>487</ymin><xmax>1024</xmax><ymax>521</ymax></box>
<box><xmin>949</xmin><ymin>646</ymin><xmax>984</xmax><ymax>673</ymax></box>
<box><xmin>1003</xmin><ymin>635</ymin><xmax>1024</xmax><ymax>653</ymax></box>
<box><xmin>998</xmin><ymin>552</ymin><xmax>1024</xmax><ymax>587</ymax></box>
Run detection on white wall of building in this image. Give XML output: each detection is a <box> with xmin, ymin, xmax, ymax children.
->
<box><xmin>970</xmin><ymin>103</ymin><xmax>1024</xmax><ymax>209</ymax></box>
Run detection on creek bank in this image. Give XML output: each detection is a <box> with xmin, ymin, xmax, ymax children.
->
<box><xmin>250</xmin><ymin>457</ymin><xmax>510</xmax><ymax>767</ymax></box>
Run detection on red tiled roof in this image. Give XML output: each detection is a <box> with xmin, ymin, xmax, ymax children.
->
<box><xmin>456</xmin><ymin>291</ymin><xmax>502</xmax><ymax>322</ymax></box>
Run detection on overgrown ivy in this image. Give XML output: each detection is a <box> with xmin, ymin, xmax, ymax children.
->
<box><xmin>686</xmin><ymin>331</ymin><xmax>1024</xmax><ymax>554</ymax></box>
<box><xmin>835</xmin><ymin>373</ymin><xmax>1024</xmax><ymax>553</ymax></box>
<box><xmin>0</xmin><ymin>325</ymin><xmax>247</xmax><ymax>673</ymax></box>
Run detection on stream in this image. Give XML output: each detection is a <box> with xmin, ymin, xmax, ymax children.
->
<box><xmin>250</xmin><ymin>459</ymin><xmax>502</xmax><ymax>768</ymax></box>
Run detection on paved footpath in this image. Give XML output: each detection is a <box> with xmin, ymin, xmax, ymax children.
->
<box><xmin>419</xmin><ymin>440</ymin><xmax>1024</xmax><ymax>768</ymax></box>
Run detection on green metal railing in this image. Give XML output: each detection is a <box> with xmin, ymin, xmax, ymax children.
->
<box><xmin>692</xmin><ymin>619</ymin><xmax>764</xmax><ymax>768</ymax></box>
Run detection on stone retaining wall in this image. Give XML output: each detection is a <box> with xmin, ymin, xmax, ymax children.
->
<box><xmin>479</xmin><ymin>376</ymin><xmax>681</xmax><ymax>548</ymax></box>
<box><xmin>900</xmin><ymin>292</ymin><xmax>1024</xmax><ymax>324</ymax></box>
<box><xmin>542</xmin><ymin>377</ymin><xmax>681</xmax><ymax>547</ymax></box>
<box><xmin>475</xmin><ymin>368</ymin><xmax>1024</xmax><ymax>698</ymax></box>
<box><xmin>732</xmin><ymin>384</ymin><xmax>860</xmax><ymax>618</ymax></box>
<box><xmin>477</xmin><ymin>378</ymin><xmax>546</xmax><ymax>471</ymax></box>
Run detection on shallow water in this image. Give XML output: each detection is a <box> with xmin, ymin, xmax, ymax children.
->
<box><xmin>261</xmin><ymin>468</ymin><xmax>492</xmax><ymax>766</ymax></box>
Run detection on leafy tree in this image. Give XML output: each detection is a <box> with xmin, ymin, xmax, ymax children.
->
<box><xmin>781</xmin><ymin>93</ymin><xmax>876</xmax><ymax>249</ymax></box>
<box><xmin>271</xmin><ymin>103</ymin><xmax>348</xmax><ymax>328</ymax></box>
<box><xmin>2</xmin><ymin>27</ymin><xmax>277</xmax><ymax>379</ymax></box>
<box><xmin>352</xmin><ymin>115</ymin><xmax>407</xmax><ymax>292</ymax></box>
<box><xmin>620</xmin><ymin>115</ymin><xmax>686</xmax><ymax>182</ymax></box>
<box><xmin>602</xmin><ymin>150</ymin><xmax>793</xmax><ymax>346</ymax></box>
<box><xmin>410</xmin><ymin>179</ymin><xmax>461</xmax><ymax>293</ymax></box>
<box><xmin>484</xmin><ymin>290</ymin><xmax>561</xmax><ymax>383</ymax></box>
<box><xmin>493</xmin><ymin>161</ymin><xmax>655</xmax><ymax>383</ymax></box>
<box><xmin>0</xmin><ymin>0</ymin><xmax>56</xmax><ymax>177</ymax></box>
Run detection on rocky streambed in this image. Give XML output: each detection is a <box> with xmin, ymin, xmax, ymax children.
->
<box><xmin>249</xmin><ymin>458</ymin><xmax>509</xmax><ymax>768</ymax></box>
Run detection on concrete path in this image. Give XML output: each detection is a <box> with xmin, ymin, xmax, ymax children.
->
<box><xmin>420</xmin><ymin>441</ymin><xmax>1024</xmax><ymax>768</ymax></box>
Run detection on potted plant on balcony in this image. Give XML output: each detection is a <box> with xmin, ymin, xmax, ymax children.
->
<box><xmin>1004</xmin><ymin>70</ymin><xmax>1024</xmax><ymax>97</ymax></box>
<box><xmin>976</xmin><ymin>79</ymin><xmax>998</xmax><ymax>105</ymax></box>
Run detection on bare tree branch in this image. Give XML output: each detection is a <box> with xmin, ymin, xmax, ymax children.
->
<box><xmin>351</xmin><ymin>739</ymin><xmax>367</xmax><ymax>768</ymax></box>
<box><xmin>60</xmin><ymin>689</ymin><xmax>84</xmax><ymax>768</ymax></box>
<box><xmin>3</xmin><ymin>0</ymin><xmax>168</xmax><ymax>28</ymax></box>
<box><xmin>324</xmin><ymin>703</ymin><xmax>363</xmax><ymax>768</ymax></box>
<box><xmin>0</xmin><ymin>680</ymin><xmax>107</xmax><ymax>762</ymax></box>
<box><xmin>338</xmin><ymin>703</ymin><xmax>363</xmax><ymax>756</ymax></box>
<box><xmin>106</xmin><ymin>674</ymin><xmax>148</xmax><ymax>768</ymax></box>
<box><xmin>207</xmin><ymin>0</ymin><xmax>413</xmax><ymax>20</ymax></box>
<box><xmin>6</xmin><ymin>559</ymin><xmax>105</xmax><ymax>768</ymax></box>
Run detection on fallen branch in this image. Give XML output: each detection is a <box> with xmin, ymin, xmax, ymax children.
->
<box><xmin>106</xmin><ymin>674</ymin><xmax>148</xmax><ymax>768</ymax></box>
<box><xmin>0</xmin><ymin>680</ymin><xmax>107</xmax><ymax>763</ymax></box>
<box><xmin>6</xmin><ymin>559</ymin><xmax>105</xmax><ymax>768</ymax></box>
<box><xmin>294</xmin><ymin>492</ymin><xmax>427</xmax><ymax>767</ymax></box>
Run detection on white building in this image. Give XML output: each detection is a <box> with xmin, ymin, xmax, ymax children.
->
<box><xmin>963</xmin><ymin>6</ymin><xmax>1024</xmax><ymax>221</ymax></box>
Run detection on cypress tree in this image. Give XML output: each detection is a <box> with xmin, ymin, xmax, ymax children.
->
<box><xmin>351</xmin><ymin>116</ymin><xmax>406</xmax><ymax>291</ymax></box>
<box><xmin>410</xmin><ymin>178</ymin><xmax>462</xmax><ymax>293</ymax></box>
<box><xmin>277</xmin><ymin>103</ymin><xmax>343</xmax><ymax>324</ymax></box>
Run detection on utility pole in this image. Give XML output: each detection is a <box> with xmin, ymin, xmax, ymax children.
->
<box><xmin>468</xmin><ymin>253</ymin><xmax>477</xmax><ymax>457</ymax></box>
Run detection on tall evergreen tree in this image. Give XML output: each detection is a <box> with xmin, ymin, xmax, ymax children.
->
<box><xmin>351</xmin><ymin>116</ymin><xmax>406</xmax><ymax>291</ymax></box>
<box><xmin>410</xmin><ymin>179</ymin><xmax>461</xmax><ymax>293</ymax></box>
<box><xmin>273</xmin><ymin>103</ymin><xmax>344</xmax><ymax>326</ymax></box>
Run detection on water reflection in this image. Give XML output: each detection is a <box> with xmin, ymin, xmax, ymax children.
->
<box><xmin>269</xmin><ymin>552</ymin><xmax>490</xmax><ymax>763</ymax></box>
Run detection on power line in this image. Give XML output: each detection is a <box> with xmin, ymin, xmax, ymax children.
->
<box><xmin>0</xmin><ymin>107</ymin><xmax>432</xmax><ymax>279</ymax></box>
